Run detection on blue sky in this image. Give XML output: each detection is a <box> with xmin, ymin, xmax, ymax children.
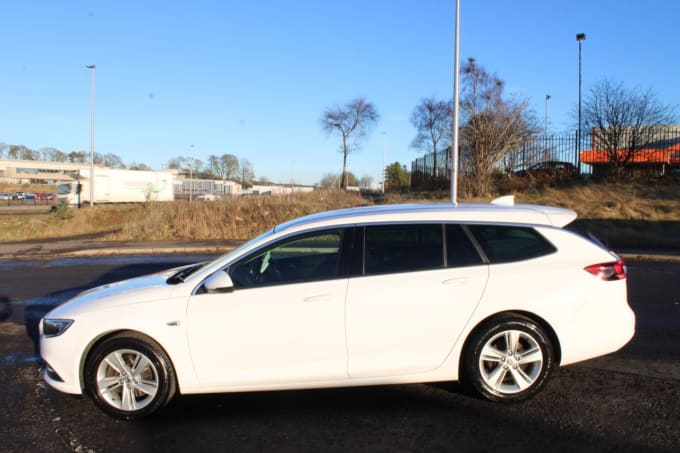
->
<box><xmin>1</xmin><ymin>1</ymin><xmax>678</xmax><ymax>185</ymax></box>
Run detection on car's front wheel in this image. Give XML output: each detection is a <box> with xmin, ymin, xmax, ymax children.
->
<box><xmin>463</xmin><ymin>315</ymin><xmax>554</xmax><ymax>402</ymax></box>
<box><xmin>84</xmin><ymin>333</ymin><xmax>176</xmax><ymax>419</ymax></box>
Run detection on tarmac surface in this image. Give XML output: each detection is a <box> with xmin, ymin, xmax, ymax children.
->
<box><xmin>0</xmin><ymin>235</ymin><xmax>678</xmax><ymax>263</ymax></box>
<box><xmin>1</xmin><ymin>235</ymin><xmax>678</xmax><ymax>451</ymax></box>
<box><xmin>0</xmin><ymin>237</ymin><xmax>242</xmax><ymax>260</ymax></box>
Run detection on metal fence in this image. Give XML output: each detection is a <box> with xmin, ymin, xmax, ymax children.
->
<box><xmin>173</xmin><ymin>178</ymin><xmax>241</xmax><ymax>198</ymax></box>
<box><xmin>411</xmin><ymin>128</ymin><xmax>680</xmax><ymax>190</ymax></box>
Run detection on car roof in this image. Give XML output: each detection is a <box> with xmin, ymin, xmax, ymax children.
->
<box><xmin>273</xmin><ymin>199</ymin><xmax>577</xmax><ymax>235</ymax></box>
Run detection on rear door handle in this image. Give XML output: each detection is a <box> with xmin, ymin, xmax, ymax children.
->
<box><xmin>303</xmin><ymin>294</ymin><xmax>334</xmax><ymax>303</ymax></box>
<box><xmin>443</xmin><ymin>277</ymin><xmax>469</xmax><ymax>287</ymax></box>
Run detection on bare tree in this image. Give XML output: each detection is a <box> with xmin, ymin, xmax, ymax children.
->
<box><xmin>103</xmin><ymin>153</ymin><xmax>126</xmax><ymax>168</ymax></box>
<box><xmin>208</xmin><ymin>154</ymin><xmax>240</xmax><ymax>180</ymax></box>
<box><xmin>167</xmin><ymin>156</ymin><xmax>205</xmax><ymax>177</ymax></box>
<box><xmin>318</xmin><ymin>172</ymin><xmax>358</xmax><ymax>189</ymax></box>
<box><xmin>92</xmin><ymin>152</ymin><xmax>106</xmax><ymax>165</ymax></box>
<box><xmin>320</xmin><ymin>97</ymin><xmax>379</xmax><ymax>188</ymax></box>
<box><xmin>7</xmin><ymin>145</ymin><xmax>19</xmax><ymax>159</ymax></box>
<box><xmin>318</xmin><ymin>173</ymin><xmax>341</xmax><ymax>189</ymax></box>
<box><xmin>167</xmin><ymin>156</ymin><xmax>187</xmax><ymax>170</ymax></box>
<box><xmin>410</xmin><ymin>97</ymin><xmax>452</xmax><ymax>177</ymax></box>
<box><xmin>190</xmin><ymin>158</ymin><xmax>204</xmax><ymax>176</ymax></box>
<box><xmin>8</xmin><ymin>144</ymin><xmax>37</xmax><ymax>160</ymax></box>
<box><xmin>129</xmin><ymin>162</ymin><xmax>152</xmax><ymax>171</ymax></box>
<box><xmin>460</xmin><ymin>58</ymin><xmax>537</xmax><ymax>196</ymax></box>
<box><xmin>68</xmin><ymin>151</ymin><xmax>87</xmax><ymax>163</ymax></box>
<box><xmin>358</xmin><ymin>174</ymin><xmax>374</xmax><ymax>189</ymax></box>
<box><xmin>207</xmin><ymin>155</ymin><xmax>222</xmax><ymax>178</ymax></box>
<box><xmin>223</xmin><ymin>154</ymin><xmax>241</xmax><ymax>179</ymax></box>
<box><xmin>240</xmin><ymin>158</ymin><xmax>255</xmax><ymax>187</ymax></box>
<box><xmin>582</xmin><ymin>78</ymin><xmax>677</xmax><ymax>174</ymax></box>
<box><xmin>39</xmin><ymin>147</ymin><xmax>69</xmax><ymax>162</ymax></box>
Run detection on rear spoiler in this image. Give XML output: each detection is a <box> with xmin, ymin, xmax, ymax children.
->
<box><xmin>491</xmin><ymin>195</ymin><xmax>577</xmax><ymax>227</ymax></box>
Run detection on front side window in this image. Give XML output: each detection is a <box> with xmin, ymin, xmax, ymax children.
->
<box><xmin>467</xmin><ymin>225</ymin><xmax>556</xmax><ymax>263</ymax></box>
<box><xmin>364</xmin><ymin>224</ymin><xmax>443</xmax><ymax>275</ymax></box>
<box><xmin>228</xmin><ymin>229</ymin><xmax>344</xmax><ymax>288</ymax></box>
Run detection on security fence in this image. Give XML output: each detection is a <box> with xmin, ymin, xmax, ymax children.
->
<box><xmin>411</xmin><ymin>128</ymin><xmax>680</xmax><ymax>190</ymax></box>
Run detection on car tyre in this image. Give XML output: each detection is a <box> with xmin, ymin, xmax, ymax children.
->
<box><xmin>463</xmin><ymin>315</ymin><xmax>554</xmax><ymax>403</ymax></box>
<box><xmin>85</xmin><ymin>333</ymin><xmax>176</xmax><ymax>420</ymax></box>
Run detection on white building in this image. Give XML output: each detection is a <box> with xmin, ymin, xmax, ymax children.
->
<box><xmin>0</xmin><ymin>159</ymin><xmax>104</xmax><ymax>184</ymax></box>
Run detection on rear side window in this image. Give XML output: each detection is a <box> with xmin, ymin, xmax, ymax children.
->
<box><xmin>365</xmin><ymin>224</ymin><xmax>443</xmax><ymax>275</ymax></box>
<box><xmin>467</xmin><ymin>225</ymin><xmax>556</xmax><ymax>263</ymax></box>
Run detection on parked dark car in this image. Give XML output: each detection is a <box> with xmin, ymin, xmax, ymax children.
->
<box><xmin>513</xmin><ymin>161</ymin><xmax>577</xmax><ymax>178</ymax></box>
<box><xmin>668</xmin><ymin>150</ymin><xmax>680</xmax><ymax>165</ymax></box>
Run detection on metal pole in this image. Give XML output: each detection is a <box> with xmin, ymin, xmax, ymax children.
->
<box><xmin>189</xmin><ymin>145</ymin><xmax>194</xmax><ymax>202</ymax></box>
<box><xmin>577</xmin><ymin>33</ymin><xmax>586</xmax><ymax>161</ymax></box>
<box><xmin>381</xmin><ymin>131</ymin><xmax>386</xmax><ymax>193</ymax></box>
<box><xmin>86</xmin><ymin>65</ymin><xmax>96</xmax><ymax>206</ymax></box>
<box><xmin>77</xmin><ymin>169</ymin><xmax>81</xmax><ymax>209</ymax></box>
<box><xmin>451</xmin><ymin>0</ymin><xmax>461</xmax><ymax>206</ymax></box>
<box><xmin>545</xmin><ymin>94</ymin><xmax>550</xmax><ymax>137</ymax></box>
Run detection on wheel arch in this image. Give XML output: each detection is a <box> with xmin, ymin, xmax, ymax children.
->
<box><xmin>78</xmin><ymin>329</ymin><xmax>177</xmax><ymax>393</ymax></box>
<box><xmin>459</xmin><ymin>310</ymin><xmax>562</xmax><ymax>379</ymax></box>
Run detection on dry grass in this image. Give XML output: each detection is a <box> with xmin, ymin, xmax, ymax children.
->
<box><xmin>114</xmin><ymin>191</ymin><xmax>371</xmax><ymax>240</ymax></box>
<box><xmin>520</xmin><ymin>182</ymin><xmax>680</xmax><ymax>248</ymax></box>
<box><xmin>0</xmin><ymin>203</ymin><xmax>131</xmax><ymax>241</ymax></box>
<box><xmin>0</xmin><ymin>191</ymin><xmax>371</xmax><ymax>242</ymax></box>
<box><xmin>508</xmin><ymin>181</ymin><xmax>680</xmax><ymax>248</ymax></box>
<box><xmin>1</xmin><ymin>182</ymin><xmax>678</xmax><ymax>248</ymax></box>
<box><xmin>516</xmin><ymin>182</ymin><xmax>678</xmax><ymax>220</ymax></box>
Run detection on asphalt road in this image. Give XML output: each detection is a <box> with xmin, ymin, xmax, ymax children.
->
<box><xmin>1</xmin><ymin>257</ymin><xmax>679</xmax><ymax>453</ymax></box>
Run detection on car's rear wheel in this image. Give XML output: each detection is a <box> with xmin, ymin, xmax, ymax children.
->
<box><xmin>464</xmin><ymin>315</ymin><xmax>554</xmax><ymax>402</ymax></box>
<box><xmin>85</xmin><ymin>333</ymin><xmax>176</xmax><ymax>419</ymax></box>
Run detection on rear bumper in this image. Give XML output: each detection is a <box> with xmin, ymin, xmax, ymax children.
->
<box><xmin>559</xmin><ymin>296</ymin><xmax>636</xmax><ymax>366</ymax></box>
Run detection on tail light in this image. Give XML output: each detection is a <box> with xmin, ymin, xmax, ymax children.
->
<box><xmin>584</xmin><ymin>259</ymin><xmax>627</xmax><ymax>281</ymax></box>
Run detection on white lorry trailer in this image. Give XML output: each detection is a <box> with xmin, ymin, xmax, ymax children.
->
<box><xmin>57</xmin><ymin>169</ymin><xmax>175</xmax><ymax>206</ymax></box>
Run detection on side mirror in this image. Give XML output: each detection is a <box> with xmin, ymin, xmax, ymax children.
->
<box><xmin>203</xmin><ymin>271</ymin><xmax>234</xmax><ymax>293</ymax></box>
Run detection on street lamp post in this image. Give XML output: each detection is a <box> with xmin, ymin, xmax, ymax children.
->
<box><xmin>86</xmin><ymin>64</ymin><xmax>96</xmax><ymax>206</ymax></box>
<box><xmin>451</xmin><ymin>0</ymin><xmax>461</xmax><ymax>206</ymax></box>
<box><xmin>576</xmin><ymin>33</ymin><xmax>586</xmax><ymax>161</ymax></box>
<box><xmin>381</xmin><ymin>131</ymin><xmax>386</xmax><ymax>193</ymax></box>
<box><xmin>188</xmin><ymin>145</ymin><xmax>194</xmax><ymax>203</ymax></box>
<box><xmin>545</xmin><ymin>94</ymin><xmax>551</xmax><ymax>137</ymax></box>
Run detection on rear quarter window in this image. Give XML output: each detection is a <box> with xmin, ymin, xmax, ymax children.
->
<box><xmin>467</xmin><ymin>225</ymin><xmax>556</xmax><ymax>263</ymax></box>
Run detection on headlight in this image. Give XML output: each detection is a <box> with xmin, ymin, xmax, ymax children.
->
<box><xmin>42</xmin><ymin>319</ymin><xmax>74</xmax><ymax>338</ymax></box>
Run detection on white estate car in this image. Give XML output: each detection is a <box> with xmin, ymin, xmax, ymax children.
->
<box><xmin>40</xmin><ymin>199</ymin><xmax>635</xmax><ymax>419</ymax></box>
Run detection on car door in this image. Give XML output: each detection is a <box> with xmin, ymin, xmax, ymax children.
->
<box><xmin>186</xmin><ymin>228</ymin><xmax>350</xmax><ymax>388</ymax></box>
<box><xmin>345</xmin><ymin>224</ymin><xmax>488</xmax><ymax>378</ymax></box>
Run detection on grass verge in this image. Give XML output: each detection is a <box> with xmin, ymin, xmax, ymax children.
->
<box><xmin>0</xmin><ymin>182</ymin><xmax>678</xmax><ymax>249</ymax></box>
